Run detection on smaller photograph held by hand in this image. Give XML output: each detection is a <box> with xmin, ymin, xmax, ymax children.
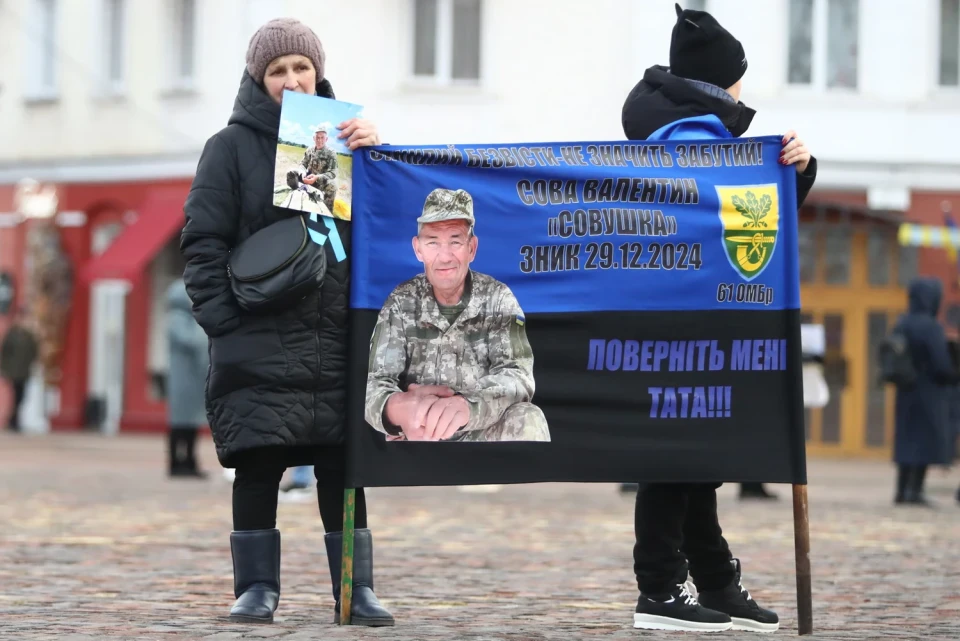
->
<box><xmin>364</xmin><ymin>187</ymin><xmax>551</xmax><ymax>443</ymax></box>
<box><xmin>272</xmin><ymin>90</ymin><xmax>363</xmax><ymax>220</ymax></box>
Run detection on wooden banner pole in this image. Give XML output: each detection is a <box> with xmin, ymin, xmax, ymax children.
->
<box><xmin>792</xmin><ymin>483</ymin><xmax>813</xmax><ymax>635</ymax></box>
<box><xmin>338</xmin><ymin>488</ymin><xmax>356</xmax><ymax>625</ymax></box>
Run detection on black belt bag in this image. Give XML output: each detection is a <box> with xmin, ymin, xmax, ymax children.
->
<box><xmin>227</xmin><ymin>214</ymin><xmax>327</xmax><ymax>313</ymax></box>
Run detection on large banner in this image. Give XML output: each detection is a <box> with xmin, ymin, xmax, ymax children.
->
<box><xmin>347</xmin><ymin>137</ymin><xmax>806</xmax><ymax>487</ymax></box>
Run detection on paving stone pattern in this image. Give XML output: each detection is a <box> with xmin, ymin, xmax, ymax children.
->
<box><xmin>1</xmin><ymin>433</ymin><xmax>959</xmax><ymax>640</ymax></box>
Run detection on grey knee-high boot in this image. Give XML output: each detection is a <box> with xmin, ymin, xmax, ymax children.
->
<box><xmin>228</xmin><ymin>529</ymin><xmax>281</xmax><ymax>623</ymax></box>
<box><xmin>324</xmin><ymin>528</ymin><xmax>395</xmax><ymax>626</ymax></box>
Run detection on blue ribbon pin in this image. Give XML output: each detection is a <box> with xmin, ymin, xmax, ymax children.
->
<box><xmin>306</xmin><ymin>213</ymin><xmax>346</xmax><ymax>262</ymax></box>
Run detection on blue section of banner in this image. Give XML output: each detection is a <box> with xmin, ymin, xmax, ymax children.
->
<box><xmin>351</xmin><ymin>137</ymin><xmax>800</xmax><ymax>313</ymax></box>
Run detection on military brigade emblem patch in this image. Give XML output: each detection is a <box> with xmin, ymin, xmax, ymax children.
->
<box><xmin>716</xmin><ymin>184</ymin><xmax>780</xmax><ymax>281</ymax></box>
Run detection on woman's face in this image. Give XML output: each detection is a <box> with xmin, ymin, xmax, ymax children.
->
<box><xmin>263</xmin><ymin>54</ymin><xmax>317</xmax><ymax>103</ymax></box>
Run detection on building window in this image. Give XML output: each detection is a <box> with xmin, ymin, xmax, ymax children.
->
<box><xmin>820</xmin><ymin>313</ymin><xmax>844</xmax><ymax>444</ymax></box>
<box><xmin>864</xmin><ymin>311</ymin><xmax>889</xmax><ymax>448</ymax></box>
<box><xmin>787</xmin><ymin>0</ymin><xmax>814</xmax><ymax>84</ymax></box>
<box><xmin>102</xmin><ymin>0</ymin><xmax>125</xmax><ymax>94</ymax></box>
<box><xmin>866</xmin><ymin>227</ymin><xmax>891</xmax><ymax>287</ymax></box>
<box><xmin>826</xmin><ymin>0</ymin><xmax>858</xmax><ymax>89</ymax></box>
<box><xmin>786</xmin><ymin>0</ymin><xmax>859</xmax><ymax>90</ymax></box>
<box><xmin>798</xmin><ymin>222</ymin><xmax>819</xmax><ymax>282</ymax></box>
<box><xmin>896</xmin><ymin>244</ymin><xmax>919</xmax><ymax>287</ymax></box>
<box><xmin>23</xmin><ymin>0</ymin><xmax>58</xmax><ymax>101</ymax></box>
<box><xmin>823</xmin><ymin>225</ymin><xmax>851</xmax><ymax>285</ymax></box>
<box><xmin>799</xmin><ymin>311</ymin><xmax>814</xmax><ymax>442</ymax></box>
<box><xmin>412</xmin><ymin>0</ymin><xmax>482</xmax><ymax>84</ymax></box>
<box><xmin>940</xmin><ymin>0</ymin><xmax>960</xmax><ymax>87</ymax></box>
<box><xmin>169</xmin><ymin>0</ymin><xmax>196</xmax><ymax>89</ymax></box>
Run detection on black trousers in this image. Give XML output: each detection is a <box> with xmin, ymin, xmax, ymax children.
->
<box><xmin>7</xmin><ymin>378</ymin><xmax>26</xmax><ymax>430</ymax></box>
<box><xmin>232</xmin><ymin>446</ymin><xmax>367</xmax><ymax>533</ymax></box>
<box><xmin>634</xmin><ymin>483</ymin><xmax>735</xmax><ymax>595</ymax></box>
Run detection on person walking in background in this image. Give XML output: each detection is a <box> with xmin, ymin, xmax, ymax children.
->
<box><xmin>620</xmin><ymin>4</ymin><xmax>817</xmax><ymax>632</ymax></box>
<box><xmin>891</xmin><ymin>277</ymin><xmax>959</xmax><ymax>506</ymax></box>
<box><xmin>738</xmin><ymin>482</ymin><xmax>777</xmax><ymax>500</ymax></box>
<box><xmin>949</xmin><ymin>335</ymin><xmax>960</xmax><ymax>504</ymax></box>
<box><xmin>166</xmin><ymin>278</ymin><xmax>209</xmax><ymax>479</ymax></box>
<box><xmin>278</xmin><ymin>465</ymin><xmax>314</xmax><ymax>502</ymax></box>
<box><xmin>180</xmin><ymin>17</ymin><xmax>393</xmax><ymax>626</ymax></box>
<box><xmin>1</xmin><ymin>307</ymin><xmax>38</xmax><ymax>432</ymax></box>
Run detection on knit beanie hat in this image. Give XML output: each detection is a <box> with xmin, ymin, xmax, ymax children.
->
<box><xmin>245</xmin><ymin>17</ymin><xmax>325</xmax><ymax>84</ymax></box>
<box><xmin>669</xmin><ymin>3</ymin><xmax>747</xmax><ymax>90</ymax></box>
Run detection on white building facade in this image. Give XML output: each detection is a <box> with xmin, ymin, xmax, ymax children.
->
<box><xmin>0</xmin><ymin>0</ymin><xmax>956</xmax><ymax>188</ymax></box>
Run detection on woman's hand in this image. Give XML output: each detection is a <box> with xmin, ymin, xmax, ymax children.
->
<box><xmin>781</xmin><ymin>130</ymin><xmax>811</xmax><ymax>174</ymax></box>
<box><xmin>337</xmin><ymin>118</ymin><xmax>380</xmax><ymax>150</ymax></box>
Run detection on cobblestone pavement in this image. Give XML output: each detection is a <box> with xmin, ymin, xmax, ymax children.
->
<box><xmin>1</xmin><ymin>433</ymin><xmax>959</xmax><ymax>640</ymax></box>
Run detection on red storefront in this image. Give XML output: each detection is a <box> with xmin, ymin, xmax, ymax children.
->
<box><xmin>0</xmin><ymin>178</ymin><xmax>192</xmax><ymax>433</ymax></box>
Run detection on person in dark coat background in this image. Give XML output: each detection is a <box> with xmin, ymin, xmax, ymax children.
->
<box><xmin>620</xmin><ymin>4</ymin><xmax>817</xmax><ymax>633</ymax></box>
<box><xmin>1</xmin><ymin>307</ymin><xmax>38</xmax><ymax>432</ymax></box>
<box><xmin>165</xmin><ymin>278</ymin><xmax>209</xmax><ymax>479</ymax></box>
<box><xmin>892</xmin><ymin>277</ymin><xmax>959</xmax><ymax>506</ymax></box>
<box><xmin>180</xmin><ymin>17</ymin><xmax>393</xmax><ymax>626</ymax></box>
<box><xmin>949</xmin><ymin>335</ymin><xmax>960</xmax><ymax>504</ymax></box>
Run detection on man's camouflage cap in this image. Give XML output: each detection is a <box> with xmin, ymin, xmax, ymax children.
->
<box><xmin>417</xmin><ymin>188</ymin><xmax>475</xmax><ymax>232</ymax></box>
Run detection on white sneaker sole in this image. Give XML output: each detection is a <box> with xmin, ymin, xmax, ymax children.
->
<box><xmin>732</xmin><ymin>617</ymin><xmax>780</xmax><ymax>633</ymax></box>
<box><xmin>633</xmin><ymin>613</ymin><xmax>732</xmax><ymax>632</ymax></box>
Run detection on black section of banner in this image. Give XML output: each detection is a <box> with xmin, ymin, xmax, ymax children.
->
<box><xmin>346</xmin><ymin>309</ymin><xmax>806</xmax><ymax>487</ymax></box>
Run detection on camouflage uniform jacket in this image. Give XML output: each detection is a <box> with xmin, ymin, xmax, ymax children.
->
<box><xmin>365</xmin><ymin>270</ymin><xmax>535</xmax><ymax>436</ymax></box>
<box><xmin>301</xmin><ymin>145</ymin><xmax>338</xmax><ymax>182</ymax></box>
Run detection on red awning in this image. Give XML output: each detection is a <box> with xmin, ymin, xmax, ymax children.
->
<box><xmin>81</xmin><ymin>194</ymin><xmax>186</xmax><ymax>285</ymax></box>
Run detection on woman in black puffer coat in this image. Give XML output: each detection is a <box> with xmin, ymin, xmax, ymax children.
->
<box><xmin>180</xmin><ymin>18</ymin><xmax>393</xmax><ymax>627</ymax></box>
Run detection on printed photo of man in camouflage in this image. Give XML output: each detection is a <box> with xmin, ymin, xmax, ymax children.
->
<box><xmin>284</xmin><ymin>126</ymin><xmax>338</xmax><ymax>213</ymax></box>
<box><xmin>364</xmin><ymin>188</ymin><xmax>550</xmax><ymax>443</ymax></box>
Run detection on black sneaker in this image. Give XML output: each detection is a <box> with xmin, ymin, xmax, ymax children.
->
<box><xmin>634</xmin><ymin>581</ymin><xmax>732</xmax><ymax>632</ymax></box>
<box><xmin>697</xmin><ymin>559</ymin><xmax>779</xmax><ymax>633</ymax></box>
